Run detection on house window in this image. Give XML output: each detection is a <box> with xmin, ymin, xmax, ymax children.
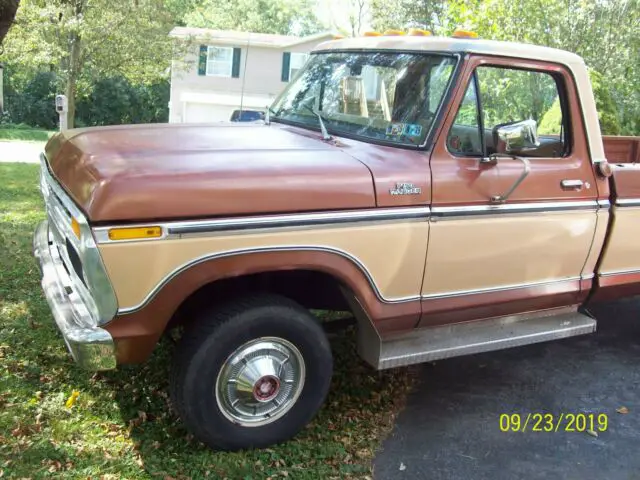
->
<box><xmin>207</xmin><ymin>46</ymin><xmax>233</xmax><ymax>77</ymax></box>
<box><xmin>289</xmin><ymin>53</ymin><xmax>309</xmax><ymax>80</ymax></box>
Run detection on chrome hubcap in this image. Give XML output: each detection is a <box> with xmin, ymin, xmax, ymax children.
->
<box><xmin>215</xmin><ymin>337</ymin><xmax>305</xmax><ymax>427</ymax></box>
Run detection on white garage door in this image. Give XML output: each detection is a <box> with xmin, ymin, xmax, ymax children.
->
<box><xmin>183</xmin><ymin>103</ymin><xmax>232</xmax><ymax>123</ymax></box>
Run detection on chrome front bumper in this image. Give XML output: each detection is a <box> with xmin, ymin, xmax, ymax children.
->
<box><xmin>33</xmin><ymin>220</ymin><xmax>116</xmax><ymax>370</ymax></box>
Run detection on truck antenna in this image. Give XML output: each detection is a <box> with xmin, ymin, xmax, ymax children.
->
<box><xmin>239</xmin><ymin>33</ymin><xmax>250</xmax><ymax>119</ymax></box>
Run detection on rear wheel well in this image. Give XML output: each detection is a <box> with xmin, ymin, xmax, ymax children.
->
<box><xmin>168</xmin><ymin>270</ymin><xmax>355</xmax><ymax>331</ymax></box>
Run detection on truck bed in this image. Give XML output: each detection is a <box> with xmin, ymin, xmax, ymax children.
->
<box><xmin>603</xmin><ymin>136</ymin><xmax>640</xmax><ymax>163</ymax></box>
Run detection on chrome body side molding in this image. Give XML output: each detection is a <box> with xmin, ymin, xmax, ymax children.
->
<box><xmin>431</xmin><ymin>200</ymin><xmax>602</xmax><ymax>219</ymax></box>
<box><xmin>93</xmin><ymin>200</ymin><xmax>607</xmax><ymax>244</ymax></box>
<box><xmin>599</xmin><ymin>268</ymin><xmax>640</xmax><ymax>277</ymax></box>
<box><xmin>93</xmin><ymin>207</ymin><xmax>431</xmax><ymax>244</ymax></box>
<box><xmin>615</xmin><ymin>198</ymin><xmax>640</xmax><ymax>207</ymax></box>
<box><xmin>421</xmin><ymin>276</ymin><xmax>584</xmax><ymax>300</ymax></box>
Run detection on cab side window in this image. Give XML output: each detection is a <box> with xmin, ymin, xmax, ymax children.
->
<box><xmin>447</xmin><ymin>65</ymin><xmax>569</xmax><ymax>158</ymax></box>
<box><xmin>447</xmin><ymin>76</ymin><xmax>483</xmax><ymax>156</ymax></box>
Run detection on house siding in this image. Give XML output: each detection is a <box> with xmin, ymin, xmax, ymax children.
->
<box><xmin>169</xmin><ymin>37</ymin><xmax>330</xmax><ymax>124</ymax></box>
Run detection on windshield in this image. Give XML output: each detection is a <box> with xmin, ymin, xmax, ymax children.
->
<box><xmin>270</xmin><ymin>51</ymin><xmax>457</xmax><ymax>147</ymax></box>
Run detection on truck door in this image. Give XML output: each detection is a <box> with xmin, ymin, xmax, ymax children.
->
<box><xmin>420</xmin><ymin>55</ymin><xmax>601</xmax><ymax>327</ymax></box>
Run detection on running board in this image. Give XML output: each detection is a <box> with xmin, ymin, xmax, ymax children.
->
<box><xmin>373</xmin><ymin>309</ymin><xmax>596</xmax><ymax>370</ymax></box>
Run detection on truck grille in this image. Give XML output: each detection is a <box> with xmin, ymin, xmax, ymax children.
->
<box><xmin>40</xmin><ymin>161</ymin><xmax>98</xmax><ymax>327</ymax></box>
<box><xmin>65</xmin><ymin>237</ymin><xmax>86</xmax><ymax>286</ymax></box>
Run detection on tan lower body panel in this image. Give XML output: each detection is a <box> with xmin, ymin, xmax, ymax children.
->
<box><xmin>422</xmin><ymin>210</ymin><xmax>597</xmax><ymax>297</ymax></box>
<box><xmin>598</xmin><ymin>206</ymin><xmax>640</xmax><ymax>275</ymax></box>
<box><xmin>594</xmin><ymin>206</ymin><xmax>640</xmax><ymax>299</ymax></box>
<box><xmin>99</xmin><ymin>221</ymin><xmax>429</xmax><ymax>311</ymax></box>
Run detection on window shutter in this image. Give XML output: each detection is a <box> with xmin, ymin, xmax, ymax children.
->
<box><xmin>231</xmin><ymin>48</ymin><xmax>241</xmax><ymax>78</ymax></box>
<box><xmin>281</xmin><ymin>52</ymin><xmax>291</xmax><ymax>82</ymax></box>
<box><xmin>198</xmin><ymin>45</ymin><xmax>207</xmax><ymax>76</ymax></box>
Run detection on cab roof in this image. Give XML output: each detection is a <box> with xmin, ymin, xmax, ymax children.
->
<box><xmin>313</xmin><ymin>36</ymin><xmax>585</xmax><ymax>68</ymax></box>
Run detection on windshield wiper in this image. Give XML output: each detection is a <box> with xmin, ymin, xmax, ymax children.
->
<box><xmin>301</xmin><ymin>104</ymin><xmax>333</xmax><ymax>141</ymax></box>
<box><xmin>264</xmin><ymin>106</ymin><xmax>278</xmax><ymax>126</ymax></box>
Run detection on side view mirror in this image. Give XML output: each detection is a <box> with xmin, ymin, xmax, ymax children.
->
<box><xmin>493</xmin><ymin>119</ymin><xmax>539</xmax><ymax>154</ymax></box>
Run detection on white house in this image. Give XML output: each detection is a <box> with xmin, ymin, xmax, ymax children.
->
<box><xmin>168</xmin><ymin>27</ymin><xmax>336</xmax><ymax>123</ymax></box>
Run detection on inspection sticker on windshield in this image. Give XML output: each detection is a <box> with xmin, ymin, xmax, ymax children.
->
<box><xmin>404</xmin><ymin>124</ymin><xmax>422</xmax><ymax>137</ymax></box>
<box><xmin>386</xmin><ymin>123</ymin><xmax>405</xmax><ymax>136</ymax></box>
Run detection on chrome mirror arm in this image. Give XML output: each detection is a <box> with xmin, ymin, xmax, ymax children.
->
<box><xmin>487</xmin><ymin>154</ymin><xmax>531</xmax><ymax>204</ymax></box>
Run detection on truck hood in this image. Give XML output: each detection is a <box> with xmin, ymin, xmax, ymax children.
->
<box><xmin>44</xmin><ymin>123</ymin><xmax>376</xmax><ymax>222</ymax></box>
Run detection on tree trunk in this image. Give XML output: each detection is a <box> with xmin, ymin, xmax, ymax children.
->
<box><xmin>0</xmin><ymin>0</ymin><xmax>20</xmax><ymax>46</ymax></box>
<box><xmin>65</xmin><ymin>31</ymin><xmax>81</xmax><ymax>129</ymax></box>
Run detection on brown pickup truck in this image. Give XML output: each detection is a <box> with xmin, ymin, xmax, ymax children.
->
<box><xmin>33</xmin><ymin>31</ymin><xmax>640</xmax><ymax>451</ymax></box>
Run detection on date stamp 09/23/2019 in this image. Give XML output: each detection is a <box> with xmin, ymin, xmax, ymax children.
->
<box><xmin>499</xmin><ymin>413</ymin><xmax>610</xmax><ymax>433</ymax></box>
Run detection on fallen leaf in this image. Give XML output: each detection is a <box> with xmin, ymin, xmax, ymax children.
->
<box><xmin>586</xmin><ymin>429</ymin><xmax>598</xmax><ymax>438</ymax></box>
<box><xmin>616</xmin><ymin>406</ymin><xmax>629</xmax><ymax>414</ymax></box>
<box><xmin>65</xmin><ymin>391</ymin><xmax>80</xmax><ymax>409</ymax></box>
<box><xmin>399</xmin><ymin>462</ymin><xmax>406</xmax><ymax>471</ymax></box>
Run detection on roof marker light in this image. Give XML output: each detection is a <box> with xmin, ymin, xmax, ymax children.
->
<box><xmin>383</xmin><ymin>29</ymin><xmax>406</xmax><ymax>36</ymax></box>
<box><xmin>452</xmin><ymin>29</ymin><xmax>479</xmax><ymax>39</ymax></box>
<box><xmin>363</xmin><ymin>31</ymin><xmax>382</xmax><ymax>37</ymax></box>
<box><xmin>407</xmin><ymin>28</ymin><xmax>432</xmax><ymax>36</ymax></box>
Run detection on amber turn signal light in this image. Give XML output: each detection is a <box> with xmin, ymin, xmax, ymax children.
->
<box><xmin>108</xmin><ymin>226</ymin><xmax>163</xmax><ymax>241</ymax></box>
<box><xmin>71</xmin><ymin>217</ymin><xmax>81</xmax><ymax>239</ymax></box>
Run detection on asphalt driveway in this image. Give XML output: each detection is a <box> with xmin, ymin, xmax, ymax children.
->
<box><xmin>374</xmin><ymin>298</ymin><xmax>640</xmax><ymax>480</ymax></box>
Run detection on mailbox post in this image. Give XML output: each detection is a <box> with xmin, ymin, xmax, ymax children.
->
<box><xmin>55</xmin><ymin>94</ymin><xmax>68</xmax><ymax>131</ymax></box>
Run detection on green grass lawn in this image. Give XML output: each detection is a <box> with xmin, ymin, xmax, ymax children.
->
<box><xmin>0</xmin><ymin>126</ymin><xmax>55</xmax><ymax>142</ymax></box>
<box><xmin>0</xmin><ymin>163</ymin><xmax>415</xmax><ymax>479</ymax></box>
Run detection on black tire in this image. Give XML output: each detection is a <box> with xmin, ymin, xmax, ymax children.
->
<box><xmin>170</xmin><ymin>293</ymin><xmax>333</xmax><ymax>451</ymax></box>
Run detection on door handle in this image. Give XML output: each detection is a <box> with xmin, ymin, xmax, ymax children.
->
<box><xmin>561</xmin><ymin>179</ymin><xmax>584</xmax><ymax>190</ymax></box>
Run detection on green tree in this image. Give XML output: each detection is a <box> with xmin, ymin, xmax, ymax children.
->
<box><xmin>371</xmin><ymin>0</ymin><xmax>640</xmax><ymax>135</ymax></box>
<box><xmin>371</xmin><ymin>0</ymin><xmax>453</xmax><ymax>33</ymax></box>
<box><xmin>0</xmin><ymin>0</ymin><xmax>20</xmax><ymax>45</ymax></box>
<box><xmin>184</xmin><ymin>0</ymin><xmax>324</xmax><ymax>36</ymax></box>
<box><xmin>2</xmin><ymin>0</ymin><xmax>175</xmax><ymax>128</ymax></box>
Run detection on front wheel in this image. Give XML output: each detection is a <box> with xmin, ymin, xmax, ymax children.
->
<box><xmin>170</xmin><ymin>294</ymin><xmax>333</xmax><ymax>451</ymax></box>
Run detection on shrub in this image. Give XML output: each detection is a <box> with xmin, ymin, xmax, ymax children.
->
<box><xmin>4</xmin><ymin>71</ymin><xmax>59</xmax><ymax>130</ymax></box>
<box><xmin>75</xmin><ymin>76</ymin><xmax>169</xmax><ymax>126</ymax></box>
<box><xmin>3</xmin><ymin>68</ymin><xmax>169</xmax><ymax>129</ymax></box>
